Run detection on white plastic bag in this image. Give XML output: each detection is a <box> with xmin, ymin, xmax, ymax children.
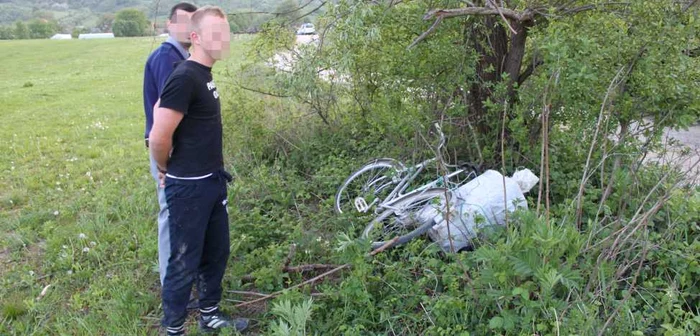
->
<box><xmin>422</xmin><ymin>169</ymin><xmax>538</xmax><ymax>252</ymax></box>
<box><xmin>512</xmin><ymin>168</ymin><xmax>540</xmax><ymax>194</ymax></box>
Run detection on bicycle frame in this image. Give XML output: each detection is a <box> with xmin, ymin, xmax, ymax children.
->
<box><xmin>377</xmin><ymin>161</ymin><xmax>470</xmax><ymax>211</ymax></box>
<box><xmin>354</xmin><ymin>123</ymin><xmax>475</xmax><ymax>213</ymax></box>
<box><xmin>385</xmin><ymin>158</ymin><xmax>435</xmax><ymax>201</ymax></box>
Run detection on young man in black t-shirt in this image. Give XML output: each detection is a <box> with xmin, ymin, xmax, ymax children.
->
<box><xmin>149</xmin><ymin>6</ymin><xmax>247</xmax><ymax>336</ymax></box>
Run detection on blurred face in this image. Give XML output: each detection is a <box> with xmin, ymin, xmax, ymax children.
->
<box><xmin>167</xmin><ymin>9</ymin><xmax>194</xmax><ymax>47</ymax></box>
<box><xmin>191</xmin><ymin>15</ymin><xmax>230</xmax><ymax>60</ymax></box>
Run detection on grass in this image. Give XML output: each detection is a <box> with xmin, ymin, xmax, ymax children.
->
<box><xmin>0</xmin><ymin>36</ymin><xmax>252</xmax><ymax>335</ymax></box>
<box><xmin>2</xmin><ymin>30</ymin><xmax>699</xmax><ymax>336</ymax></box>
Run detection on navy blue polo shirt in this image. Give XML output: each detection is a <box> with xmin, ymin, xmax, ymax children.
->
<box><xmin>142</xmin><ymin>37</ymin><xmax>189</xmax><ymax>139</ymax></box>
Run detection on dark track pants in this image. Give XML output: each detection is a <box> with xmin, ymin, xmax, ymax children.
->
<box><xmin>161</xmin><ymin>171</ymin><xmax>232</xmax><ymax>328</ymax></box>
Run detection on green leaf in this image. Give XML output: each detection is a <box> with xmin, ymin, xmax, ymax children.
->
<box><xmin>660</xmin><ymin>323</ymin><xmax>674</xmax><ymax>331</ymax></box>
<box><xmin>509</xmin><ymin>255</ymin><xmax>535</xmax><ymax>276</ymax></box>
<box><xmin>512</xmin><ymin>287</ymin><xmax>529</xmax><ymax>300</ymax></box>
<box><xmin>489</xmin><ymin>316</ymin><xmax>504</xmax><ymax>329</ymax></box>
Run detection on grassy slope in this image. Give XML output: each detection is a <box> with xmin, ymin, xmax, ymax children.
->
<box><xmin>0</xmin><ymin>36</ymin><xmax>251</xmax><ymax>335</ymax></box>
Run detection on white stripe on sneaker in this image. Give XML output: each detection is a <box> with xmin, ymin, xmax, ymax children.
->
<box><xmin>167</xmin><ymin>324</ymin><xmax>184</xmax><ymax>332</ymax></box>
<box><xmin>210</xmin><ymin>319</ymin><xmax>225</xmax><ymax>329</ymax></box>
<box><xmin>200</xmin><ymin>306</ymin><xmax>218</xmax><ymax>313</ymax></box>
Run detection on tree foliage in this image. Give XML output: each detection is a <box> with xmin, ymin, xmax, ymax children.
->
<box><xmin>72</xmin><ymin>26</ymin><xmax>89</xmax><ymax>38</ymax></box>
<box><xmin>260</xmin><ymin>0</ymin><xmax>699</xmax><ymax>168</ymax></box>
<box><xmin>112</xmin><ymin>8</ymin><xmax>149</xmax><ymax>37</ymax></box>
<box><xmin>13</xmin><ymin>21</ymin><xmax>29</xmax><ymax>39</ymax></box>
<box><xmin>0</xmin><ymin>25</ymin><xmax>14</xmax><ymax>40</ymax></box>
<box><xmin>1</xmin><ymin>17</ymin><xmax>60</xmax><ymax>40</ymax></box>
<box><xmin>28</xmin><ymin>19</ymin><xmax>60</xmax><ymax>39</ymax></box>
<box><xmin>226</xmin><ymin>1</ymin><xmax>700</xmax><ymax>333</ymax></box>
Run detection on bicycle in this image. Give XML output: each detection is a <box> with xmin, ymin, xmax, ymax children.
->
<box><xmin>334</xmin><ymin>123</ymin><xmax>479</xmax><ymax>249</ymax></box>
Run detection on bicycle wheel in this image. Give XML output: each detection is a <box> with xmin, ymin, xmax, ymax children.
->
<box><xmin>334</xmin><ymin>158</ymin><xmax>405</xmax><ymax>215</ymax></box>
<box><xmin>361</xmin><ymin>188</ymin><xmax>450</xmax><ymax>250</ymax></box>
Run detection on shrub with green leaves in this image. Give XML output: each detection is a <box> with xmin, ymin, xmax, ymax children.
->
<box><xmin>218</xmin><ymin>0</ymin><xmax>700</xmax><ymax>334</ymax></box>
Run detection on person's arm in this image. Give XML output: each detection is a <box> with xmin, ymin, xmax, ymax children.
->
<box><xmin>148</xmin><ymin>72</ymin><xmax>194</xmax><ymax>173</ymax></box>
<box><xmin>150</xmin><ymin>107</ymin><xmax>183</xmax><ymax>172</ymax></box>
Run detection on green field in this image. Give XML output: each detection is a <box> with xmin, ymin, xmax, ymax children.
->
<box><xmin>2</xmin><ymin>23</ymin><xmax>699</xmax><ymax>335</ymax></box>
<box><xmin>0</xmin><ymin>37</ymin><xmax>252</xmax><ymax>335</ymax></box>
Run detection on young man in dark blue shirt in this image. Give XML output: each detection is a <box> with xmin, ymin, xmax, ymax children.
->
<box><xmin>149</xmin><ymin>6</ymin><xmax>248</xmax><ymax>336</ymax></box>
<box><xmin>142</xmin><ymin>2</ymin><xmax>197</xmax><ymax>288</ymax></box>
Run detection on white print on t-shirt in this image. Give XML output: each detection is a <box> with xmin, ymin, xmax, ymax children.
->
<box><xmin>207</xmin><ymin>81</ymin><xmax>219</xmax><ymax>99</ymax></box>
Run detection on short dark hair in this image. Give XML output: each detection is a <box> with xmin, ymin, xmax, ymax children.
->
<box><xmin>190</xmin><ymin>6</ymin><xmax>227</xmax><ymax>31</ymax></box>
<box><xmin>170</xmin><ymin>2</ymin><xmax>197</xmax><ymax>21</ymax></box>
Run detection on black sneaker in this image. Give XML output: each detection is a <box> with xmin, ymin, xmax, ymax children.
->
<box><xmin>164</xmin><ymin>324</ymin><xmax>185</xmax><ymax>336</ymax></box>
<box><xmin>199</xmin><ymin>313</ymin><xmax>249</xmax><ymax>333</ymax></box>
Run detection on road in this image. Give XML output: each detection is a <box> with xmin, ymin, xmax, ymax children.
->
<box><xmin>660</xmin><ymin>123</ymin><xmax>700</xmax><ymax>183</ymax></box>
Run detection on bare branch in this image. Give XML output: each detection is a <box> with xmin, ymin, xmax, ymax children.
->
<box><xmin>289</xmin><ymin>1</ymin><xmax>328</xmax><ymax>23</ymax></box>
<box><xmin>407</xmin><ymin>17</ymin><xmax>443</xmax><ymax>50</ymax></box>
<box><xmin>487</xmin><ymin>0</ymin><xmax>518</xmax><ymax>34</ymax></box>
<box><xmin>228</xmin><ymin>0</ymin><xmax>316</xmax><ymax>16</ymax></box>
<box><xmin>426</xmin><ymin>1</ymin><xmax>632</xmax><ymax>24</ymax></box>
<box><xmin>148</xmin><ymin>0</ymin><xmax>162</xmax><ymax>54</ymax></box>
<box><xmin>424</xmin><ymin>6</ymin><xmax>531</xmax><ymax>22</ymax></box>
<box><xmin>560</xmin><ymin>2</ymin><xmax>631</xmax><ymax>16</ymax></box>
<box><xmin>597</xmin><ymin>241</ymin><xmax>650</xmax><ymax>336</ymax></box>
<box><xmin>369</xmin><ymin>237</ymin><xmax>400</xmax><ymax>256</ymax></box>
<box><xmin>235</xmin><ymin>264</ymin><xmax>350</xmax><ymax>308</ymax></box>
<box><xmin>500</xmin><ymin>101</ymin><xmax>509</xmax><ymax>227</ymax></box>
<box><xmin>283</xmin><ymin>264</ymin><xmax>345</xmax><ymax>272</ymax></box>
<box><xmin>389</xmin><ymin>0</ymin><xmax>408</xmax><ymax>7</ymax></box>
<box><xmin>283</xmin><ymin>244</ymin><xmax>297</xmax><ymax>268</ymax></box>
<box><xmin>684</xmin><ymin>46</ymin><xmax>700</xmax><ymax>57</ymax></box>
<box><xmin>575</xmin><ymin>66</ymin><xmax>628</xmax><ymax>228</ymax></box>
<box><xmin>234</xmin><ymin>237</ymin><xmax>401</xmax><ymax>308</ymax></box>
<box><xmin>237</xmin><ymin>84</ymin><xmax>292</xmax><ymax>98</ymax></box>
<box><xmin>683</xmin><ymin>0</ymin><xmax>699</xmax><ymax>12</ymax></box>
<box><xmin>228</xmin><ymin>290</ymin><xmax>269</xmax><ymax>297</ymax></box>
<box><xmin>555</xmin><ymin>0</ymin><xmax>579</xmax><ymax>12</ymax></box>
<box><xmin>236</xmin><ymin>263</ymin><xmax>346</xmax><ymax>284</ymax></box>
<box><xmin>518</xmin><ymin>57</ymin><xmax>544</xmax><ymax>85</ymax></box>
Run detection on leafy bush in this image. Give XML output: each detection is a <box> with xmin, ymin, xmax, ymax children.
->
<box><xmin>215</xmin><ymin>0</ymin><xmax>700</xmax><ymax>334</ymax></box>
<box><xmin>112</xmin><ymin>9</ymin><xmax>148</xmax><ymax>37</ymax></box>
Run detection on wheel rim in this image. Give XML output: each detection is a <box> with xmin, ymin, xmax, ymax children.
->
<box><xmin>335</xmin><ymin>163</ymin><xmax>403</xmax><ymax>214</ymax></box>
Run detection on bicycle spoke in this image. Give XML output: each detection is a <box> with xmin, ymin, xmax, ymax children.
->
<box><xmin>364</xmin><ymin>192</ymin><xmax>444</xmax><ymax>242</ymax></box>
<box><xmin>336</xmin><ymin>162</ymin><xmax>403</xmax><ymax>215</ymax></box>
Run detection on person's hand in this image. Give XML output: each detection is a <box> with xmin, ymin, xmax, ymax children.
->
<box><xmin>157</xmin><ymin>172</ymin><xmax>165</xmax><ymax>188</ymax></box>
<box><xmin>157</xmin><ymin>169</ymin><xmax>166</xmax><ymax>188</ymax></box>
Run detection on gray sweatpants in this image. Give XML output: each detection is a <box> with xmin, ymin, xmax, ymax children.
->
<box><xmin>150</xmin><ymin>153</ymin><xmax>170</xmax><ymax>285</ymax></box>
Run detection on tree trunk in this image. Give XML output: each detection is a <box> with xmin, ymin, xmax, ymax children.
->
<box><xmin>467</xmin><ymin>16</ymin><xmax>508</xmax><ymax>134</ymax></box>
<box><xmin>463</xmin><ymin>14</ymin><xmax>531</xmax><ymax>165</ymax></box>
<box><xmin>504</xmin><ymin>20</ymin><xmax>529</xmax><ymax>100</ymax></box>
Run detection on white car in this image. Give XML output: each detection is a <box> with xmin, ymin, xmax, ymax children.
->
<box><xmin>296</xmin><ymin>23</ymin><xmax>315</xmax><ymax>35</ymax></box>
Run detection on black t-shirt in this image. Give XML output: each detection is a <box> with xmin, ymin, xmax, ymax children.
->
<box><xmin>159</xmin><ymin>60</ymin><xmax>223</xmax><ymax>177</ymax></box>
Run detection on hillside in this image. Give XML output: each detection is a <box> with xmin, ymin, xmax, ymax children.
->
<box><xmin>0</xmin><ymin>0</ymin><xmax>294</xmax><ymax>27</ymax></box>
